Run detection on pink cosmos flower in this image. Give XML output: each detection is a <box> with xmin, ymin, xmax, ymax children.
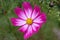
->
<box><xmin>11</xmin><ymin>2</ymin><xmax>46</xmax><ymax>39</ymax></box>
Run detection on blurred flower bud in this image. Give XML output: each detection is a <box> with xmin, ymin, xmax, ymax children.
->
<box><xmin>49</xmin><ymin>1</ymin><xmax>54</xmax><ymax>7</ymax></box>
<box><xmin>2</xmin><ymin>9</ymin><xmax>7</xmax><ymax>15</ymax></box>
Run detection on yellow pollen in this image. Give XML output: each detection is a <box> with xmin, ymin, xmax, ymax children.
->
<box><xmin>26</xmin><ymin>18</ymin><xmax>33</xmax><ymax>25</ymax></box>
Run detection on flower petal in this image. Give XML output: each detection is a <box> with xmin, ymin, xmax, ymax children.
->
<box><xmin>11</xmin><ymin>18</ymin><xmax>26</xmax><ymax>26</ymax></box>
<box><xmin>31</xmin><ymin>5</ymin><xmax>41</xmax><ymax>20</ymax></box>
<box><xmin>18</xmin><ymin>24</ymin><xmax>28</xmax><ymax>33</ymax></box>
<box><xmin>33</xmin><ymin>12</ymin><xmax>46</xmax><ymax>24</ymax></box>
<box><xmin>33</xmin><ymin>16</ymin><xmax>43</xmax><ymax>23</ymax></box>
<box><xmin>14</xmin><ymin>7</ymin><xmax>27</xmax><ymax>20</ymax></box>
<box><xmin>32</xmin><ymin>23</ymin><xmax>42</xmax><ymax>32</ymax></box>
<box><xmin>40</xmin><ymin>12</ymin><xmax>46</xmax><ymax>23</ymax></box>
<box><xmin>24</xmin><ymin>25</ymin><xmax>33</xmax><ymax>39</ymax></box>
<box><xmin>22</xmin><ymin>2</ymin><xmax>32</xmax><ymax>18</ymax></box>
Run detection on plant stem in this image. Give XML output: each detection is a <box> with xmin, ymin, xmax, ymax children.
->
<box><xmin>5</xmin><ymin>14</ymin><xmax>12</xmax><ymax>33</ymax></box>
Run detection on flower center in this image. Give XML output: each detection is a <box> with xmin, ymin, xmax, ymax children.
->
<box><xmin>26</xmin><ymin>18</ymin><xmax>33</xmax><ymax>25</ymax></box>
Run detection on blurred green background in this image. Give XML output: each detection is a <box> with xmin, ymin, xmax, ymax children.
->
<box><xmin>0</xmin><ymin>0</ymin><xmax>60</xmax><ymax>40</ymax></box>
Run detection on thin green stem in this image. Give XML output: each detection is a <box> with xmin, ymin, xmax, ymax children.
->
<box><xmin>5</xmin><ymin>14</ymin><xmax>12</xmax><ymax>33</ymax></box>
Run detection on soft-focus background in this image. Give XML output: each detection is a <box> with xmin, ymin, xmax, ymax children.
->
<box><xmin>0</xmin><ymin>0</ymin><xmax>60</xmax><ymax>40</ymax></box>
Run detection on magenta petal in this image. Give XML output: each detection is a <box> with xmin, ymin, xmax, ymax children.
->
<box><xmin>32</xmin><ymin>23</ymin><xmax>40</xmax><ymax>32</ymax></box>
<box><xmin>40</xmin><ymin>12</ymin><xmax>46</xmax><ymax>23</ymax></box>
<box><xmin>33</xmin><ymin>16</ymin><xmax>43</xmax><ymax>24</ymax></box>
<box><xmin>33</xmin><ymin>12</ymin><xmax>46</xmax><ymax>24</ymax></box>
<box><xmin>18</xmin><ymin>24</ymin><xmax>28</xmax><ymax>33</ymax></box>
<box><xmin>32</xmin><ymin>23</ymin><xmax>42</xmax><ymax>33</ymax></box>
<box><xmin>11</xmin><ymin>18</ymin><xmax>26</xmax><ymax>26</ymax></box>
<box><xmin>22</xmin><ymin>2</ymin><xmax>32</xmax><ymax>10</ymax></box>
<box><xmin>24</xmin><ymin>25</ymin><xmax>33</xmax><ymax>39</ymax></box>
<box><xmin>14</xmin><ymin>7</ymin><xmax>27</xmax><ymax>20</ymax></box>
<box><xmin>22</xmin><ymin>2</ymin><xmax>32</xmax><ymax>18</ymax></box>
<box><xmin>31</xmin><ymin>5</ymin><xmax>41</xmax><ymax>19</ymax></box>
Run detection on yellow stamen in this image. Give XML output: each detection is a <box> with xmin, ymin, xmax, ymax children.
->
<box><xmin>26</xmin><ymin>18</ymin><xmax>33</xmax><ymax>25</ymax></box>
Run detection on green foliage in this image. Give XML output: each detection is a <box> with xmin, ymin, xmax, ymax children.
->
<box><xmin>0</xmin><ymin>0</ymin><xmax>60</xmax><ymax>40</ymax></box>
